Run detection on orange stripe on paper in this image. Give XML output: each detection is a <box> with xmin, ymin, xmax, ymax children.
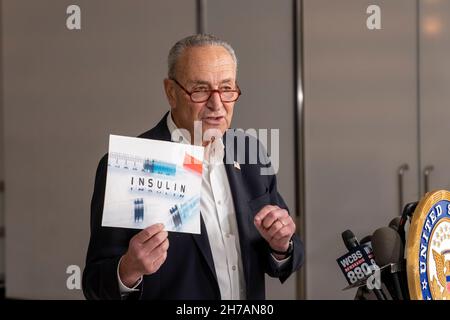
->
<box><xmin>183</xmin><ymin>153</ymin><xmax>203</xmax><ymax>175</ymax></box>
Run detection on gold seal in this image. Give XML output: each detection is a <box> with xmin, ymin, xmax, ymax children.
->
<box><xmin>406</xmin><ymin>190</ymin><xmax>450</xmax><ymax>300</ymax></box>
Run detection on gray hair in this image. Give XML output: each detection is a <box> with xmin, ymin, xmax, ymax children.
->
<box><xmin>167</xmin><ymin>34</ymin><xmax>238</xmax><ymax>79</ymax></box>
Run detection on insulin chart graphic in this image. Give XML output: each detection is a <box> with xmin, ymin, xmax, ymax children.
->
<box><xmin>102</xmin><ymin>148</ymin><xmax>203</xmax><ymax>234</ymax></box>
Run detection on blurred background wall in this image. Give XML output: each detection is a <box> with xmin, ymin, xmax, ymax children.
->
<box><xmin>1</xmin><ymin>0</ymin><xmax>449</xmax><ymax>299</ymax></box>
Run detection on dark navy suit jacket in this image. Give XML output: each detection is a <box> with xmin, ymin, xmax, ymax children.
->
<box><xmin>82</xmin><ymin>113</ymin><xmax>304</xmax><ymax>300</ymax></box>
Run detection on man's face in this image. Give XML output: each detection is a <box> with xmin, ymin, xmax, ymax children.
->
<box><xmin>164</xmin><ymin>46</ymin><xmax>237</xmax><ymax>143</ymax></box>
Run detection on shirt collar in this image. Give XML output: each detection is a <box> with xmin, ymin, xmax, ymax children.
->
<box><xmin>166</xmin><ymin>112</ymin><xmax>224</xmax><ymax>165</ymax></box>
<box><xmin>166</xmin><ymin>111</ymin><xmax>191</xmax><ymax>145</ymax></box>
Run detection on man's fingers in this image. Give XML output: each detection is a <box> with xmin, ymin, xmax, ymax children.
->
<box><xmin>152</xmin><ymin>251</ymin><xmax>168</xmax><ymax>270</ymax></box>
<box><xmin>124</xmin><ymin>224</ymin><xmax>170</xmax><ymax>277</ymax></box>
<box><xmin>272</xmin><ymin>225</ymin><xmax>293</xmax><ymax>241</ymax></box>
<box><xmin>271</xmin><ymin>215</ymin><xmax>295</xmax><ymax>239</ymax></box>
<box><xmin>148</xmin><ymin>238</ymin><xmax>169</xmax><ymax>260</ymax></box>
<box><xmin>138</xmin><ymin>238</ymin><xmax>169</xmax><ymax>275</ymax></box>
<box><xmin>266</xmin><ymin>220</ymin><xmax>285</xmax><ymax>238</ymax></box>
<box><xmin>277</xmin><ymin>216</ymin><xmax>292</xmax><ymax>228</ymax></box>
<box><xmin>254</xmin><ymin>218</ymin><xmax>284</xmax><ymax>242</ymax></box>
<box><xmin>253</xmin><ymin>205</ymin><xmax>296</xmax><ymax>252</ymax></box>
<box><xmin>134</xmin><ymin>223</ymin><xmax>165</xmax><ymax>243</ymax></box>
<box><xmin>253</xmin><ymin>218</ymin><xmax>265</xmax><ymax>238</ymax></box>
<box><xmin>141</xmin><ymin>249</ymin><xmax>168</xmax><ymax>275</ymax></box>
<box><xmin>254</xmin><ymin>205</ymin><xmax>279</xmax><ymax>224</ymax></box>
<box><xmin>261</xmin><ymin>209</ymin><xmax>288</xmax><ymax>229</ymax></box>
<box><xmin>155</xmin><ymin>238</ymin><xmax>170</xmax><ymax>256</ymax></box>
<box><xmin>142</xmin><ymin>230</ymin><xmax>168</xmax><ymax>253</ymax></box>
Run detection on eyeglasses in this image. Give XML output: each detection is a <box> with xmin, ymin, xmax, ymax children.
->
<box><xmin>170</xmin><ymin>78</ymin><xmax>241</xmax><ymax>103</ymax></box>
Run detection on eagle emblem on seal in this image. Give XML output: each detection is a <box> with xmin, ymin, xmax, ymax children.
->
<box><xmin>431</xmin><ymin>248</ymin><xmax>450</xmax><ymax>299</ymax></box>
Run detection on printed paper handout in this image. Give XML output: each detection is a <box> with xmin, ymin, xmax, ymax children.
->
<box><xmin>102</xmin><ymin>134</ymin><xmax>204</xmax><ymax>234</ymax></box>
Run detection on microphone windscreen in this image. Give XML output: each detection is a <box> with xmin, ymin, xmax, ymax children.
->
<box><xmin>360</xmin><ymin>235</ymin><xmax>372</xmax><ymax>245</ymax></box>
<box><xmin>388</xmin><ymin>217</ymin><xmax>401</xmax><ymax>231</ymax></box>
<box><xmin>371</xmin><ymin>227</ymin><xmax>404</xmax><ymax>266</ymax></box>
<box><xmin>342</xmin><ymin>229</ymin><xmax>359</xmax><ymax>250</ymax></box>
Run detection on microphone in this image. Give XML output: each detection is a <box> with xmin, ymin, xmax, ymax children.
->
<box><xmin>398</xmin><ymin>201</ymin><xmax>418</xmax><ymax>245</ymax></box>
<box><xmin>360</xmin><ymin>235</ymin><xmax>372</xmax><ymax>245</ymax></box>
<box><xmin>338</xmin><ymin>230</ymin><xmax>387</xmax><ymax>300</ymax></box>
<box><xmin>359</xmin><ymin>235</ymin><xmax>376</xmax><ymax>265</ymax></box>
<box><xmin>388</xmin><ymin>217</ymin><xmax>401</xmax><ymax>231</ymax></box>
<box><xmin>342</xmin><ymin>229</ymin><xmax>359</xmax><ymax>250</ymax></box>
<box><xmin>351</xmin><ymin>235</ymin><xmax>378</xmax><ymax>300</ymax></box>
<box><xmin>388</xmin><ymin>214</ymin><xmax>410</xmax><ymax>297</ymax></box>
<box><xmin>371</xmin><ymin>227</ymin><xmax>405</xmax><ymax>300</ymax></box>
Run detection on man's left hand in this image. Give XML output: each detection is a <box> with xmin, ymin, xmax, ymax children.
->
<box><xmin>253</xmin><ymin>205</ymin><xmax>296</xmax><ymax>258</ymax></box>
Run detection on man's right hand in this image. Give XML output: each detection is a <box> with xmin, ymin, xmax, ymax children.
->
<box><xmin>119</xmin><ymin>223</ymin><xmax>169</xmax><ymax>288</ymax></box>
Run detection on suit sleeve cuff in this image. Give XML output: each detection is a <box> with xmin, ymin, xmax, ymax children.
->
<box><xmin>270</xmin><ymin>253</ymin><xmax>292</xmax><ymax>266</ymax></box>
<box><xmin>117</xmin><ymin>256</ymin><xmax>142</xmax><ymax>294</ymax></box>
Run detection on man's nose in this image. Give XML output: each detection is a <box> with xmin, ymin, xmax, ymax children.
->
<box><xmin>206</xmin><ymin>91</ymin><xmax>222</xmax><ymax>110</ymax></box>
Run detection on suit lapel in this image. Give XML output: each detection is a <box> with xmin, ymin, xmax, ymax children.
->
<box><xmin>191</xmin><ymin>215</ymin><xmax>218</xmax><ymax>283</ymax></box>
<box><xmin>223</xmin><ymin>131</ymin><xmax>252</xmax><ymax>292</ymax></box>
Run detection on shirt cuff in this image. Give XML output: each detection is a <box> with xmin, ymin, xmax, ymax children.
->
<box><xmin>270</xmin><ymin>253</ymin><xmax>292</xmax><ymax>267</ymax></box>
<box><xmin>117</xmin><ymin>256</ymin><xmax>142</xmax><ymax>294</ymax></box>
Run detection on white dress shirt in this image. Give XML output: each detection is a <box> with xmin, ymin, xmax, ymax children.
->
<box><xmin>167</xmin><ymin>114</ymin><xmax>246</xmax><ymax>299</ymax></box>
<box><xmin>118</xmin><ymin>113</ymin><xmax>289</xmax><ymax>299</ymax></box>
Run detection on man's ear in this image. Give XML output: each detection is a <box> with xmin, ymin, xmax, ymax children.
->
<box><xmin>164</xmin><ymin>78</ymin><xmax>177</xmax><ymax>109</ymax></box>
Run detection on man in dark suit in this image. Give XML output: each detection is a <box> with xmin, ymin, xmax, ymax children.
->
<box><xmin>83</xmin><ymin>34</ymin><xmax>304</xmax><ymax>300</ymax></box>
